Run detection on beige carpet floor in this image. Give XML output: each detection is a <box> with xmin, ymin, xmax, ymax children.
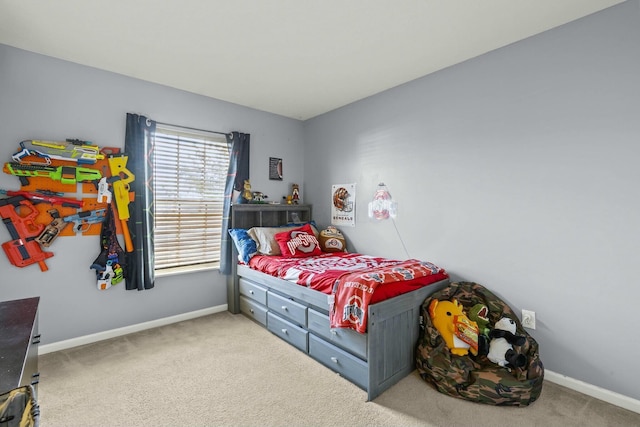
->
<box><xmin>37</xmin><ymin>312</ymin><xmax>640</xmax><ymax>427</ymax></box>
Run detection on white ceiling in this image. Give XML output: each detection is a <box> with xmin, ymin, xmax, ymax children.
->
<box><xmin>0</xmin><ymin>0</ymin><xmax>625</xmax><ymax>120</ymax></box>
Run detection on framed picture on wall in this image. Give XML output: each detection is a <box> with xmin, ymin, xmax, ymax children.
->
<box><xmin>331</xmin><ymin>183</ymin><xmax>356</xmax><ymax>227</ymax></box>
<box><xmin>269</xmin><ymin>157</ymin><xmax>283</xmax><ymax>180</ymax></box>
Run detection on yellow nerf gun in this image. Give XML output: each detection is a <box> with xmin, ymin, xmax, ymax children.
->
<box><xmin>108</xmin><ymin>155</ymin><xmax>135</xmax><ymax>252</ymax></box>
<box><xmin>13</xmin><ymin>139</ymin><xmax>105</xmax><ymax>165</ymax></box>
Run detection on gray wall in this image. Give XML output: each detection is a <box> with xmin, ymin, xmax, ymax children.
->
<box><xmin>0</xmin><ymin>44</ymin><xmax>305</xmax><ymax>344</ymax></box>
<box><xmin>1</xmin><ymin>0</ymin><xmax>638</xmax><ymax>404</ymax></box>
<box><xmin>303</xmin><ymin>1</ymin><xmax>640</xmax><ymax>401</ymax></box>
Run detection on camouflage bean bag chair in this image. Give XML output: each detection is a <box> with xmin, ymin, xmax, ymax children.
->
<box><xmin>416</xmin><ymin>282</ymin><xmax>544</xmax><ymax>406</ymax></box>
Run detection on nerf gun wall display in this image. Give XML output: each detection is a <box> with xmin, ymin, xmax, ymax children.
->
<box><xmin>1</xmin><ymin>136</ymin><xmax>135</xmax><ymax>284</ymax></box>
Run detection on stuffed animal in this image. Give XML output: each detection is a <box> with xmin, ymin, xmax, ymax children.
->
<box><xmin>252</xmin><ymin>192</ymin><xmax>267</xmax><ymax>202</ymax></box>
<box><xmin>487</xmin><ymin>317</ymin><xmax>527</xmax><ymax>369</ymax></box>
<box><xmin>242</xmin><ymin>180</ymin><xmax>253</xmax><ymax>202</ymax></box>
<box><xmin>468</xmin><ymin>303</ymin><xmax>491</xmax><ymax>356</ymax></box>
<box><xmin>428</xmin><ymin>299</ymin><xmax>479</xmax><ymax>356</ymax></box>
<box><xmin>291</xmin><ymin>184</ymin><xmax>300</xmax><ymax>204</ymax></box>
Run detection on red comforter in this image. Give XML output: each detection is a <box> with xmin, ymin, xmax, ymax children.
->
<box><xmin>247</xmin><ymin>252</ymin><xmax>448</xmax><ymax>333</ymax></box>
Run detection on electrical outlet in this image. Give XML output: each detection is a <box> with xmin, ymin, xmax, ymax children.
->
<box><xmin>521</xmin><ymin>309</ymin><xmax>536</xmax><ymax>329</ymax></box>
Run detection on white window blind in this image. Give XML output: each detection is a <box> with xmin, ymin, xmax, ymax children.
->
<box><xmin>153</xmin><ymin>124</ymin><xmax>230</xmax><ymax>273</ymax></box>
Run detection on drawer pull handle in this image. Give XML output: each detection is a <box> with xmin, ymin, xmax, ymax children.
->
<box><xmin>281</xmin><ymin>328</ymin><xmax>288</xmax><ymax>334</ymax></box>
<box><xmin>32</xmin><ymin>334</ymin><xmax>41</xmax><ymax>344</ymax></box>
<box><xmin>331</xmin><ymin>330</ymin><xmax>337</xmax><ymax>335</ymax></box>
<box><xmin>330</xmin><ymin>357</ymin><xmax>339</xmax><ymax>364</ymax></box>
<box><xmin>249</xmin><ymin>309</ymin><xmax>254</xmax><ymax>314</ymax></box>
<box><xmin>249</xmin><ymin>290</ymin><xmax>254</xmax><ymax>294</ymax></box>
<box><xmin>281</xmin><ymin>306</ymin><xmax>288</xmax><ymax>311</ymax></box>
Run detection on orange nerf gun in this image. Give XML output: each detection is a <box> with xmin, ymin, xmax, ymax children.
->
<box><xmin>108</xmin><ymin>154</ymin><xmax>135</xmax><ymax>252</ymax></box>
<box><xmin>0</xmin><ymin>196</ymin><xmax>54</xmax><ymax>271</ymax></box>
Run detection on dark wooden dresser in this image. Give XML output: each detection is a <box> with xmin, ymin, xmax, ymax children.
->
<box><xmin>0</xmin><ymin>297</ymin><xmax>40</xmax><ymax>396</ymax></box>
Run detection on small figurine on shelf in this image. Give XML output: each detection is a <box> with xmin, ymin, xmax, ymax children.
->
<box><xmin>291</xmin><ymin>183</ymin><xmax>300</xmax><ymax>205</ymax></box>
<box><xmin>242</xmin><ymin>180</ymin><xmax>253</xmax><ymax>203</ymax></box>
<box><xmin>252</xmin><ymin>192</ymin><xmax>268</xmax><ymax>203</ymax></box>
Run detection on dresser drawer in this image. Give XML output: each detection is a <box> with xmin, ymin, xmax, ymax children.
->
<box><xmin>309</xmin><ymin>334</ymin><xmax>368</xmax><ymax>390</ymax></box>
<box><xmin>267</xmin><ymin>291</ymin><xmax>307</xmax><ymax>326</ymax></box>
<box><xmin>239</xmin><ymin>278</ymin><xmax>268</xmax><ymax>305</ymax></box>
<box><xmin>267</xmin><ymin>312</ymin><xmax>308</xmax><ymax>352</ymax></box>
<box><xmin>308</xmin><ymin>308</ymin><xmax>367</xmax><ymax>360</ymax></box>
<box><xmin>240</xmin><ymin>296</ymin><xmax>268</xmax><ymax>326</ymax></box>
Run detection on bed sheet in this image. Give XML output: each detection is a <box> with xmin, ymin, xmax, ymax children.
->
<box><xmin>247</xmin><ymin>252</ymin><xmax>448</xmax><ymax>305</ymax></box>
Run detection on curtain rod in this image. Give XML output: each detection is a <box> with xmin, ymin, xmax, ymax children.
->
<box><xmin>155</xmin><ymin>120</ymin><xmax>230</xmax><ymax>137</ymax></box>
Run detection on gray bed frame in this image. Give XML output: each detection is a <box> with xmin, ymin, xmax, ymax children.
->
<box><xmin>227</xmin><ymin>204</ymin><xmax>449</xmax><ymax>401</ymax></box>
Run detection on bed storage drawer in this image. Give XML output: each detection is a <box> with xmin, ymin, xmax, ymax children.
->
<box><xmin>240</xmin><ymin>296</ymin><xmax>268</xmax><ymax>326</ymax></box>
<box><xmin>308</xmin><ymin>308</ymin><xmax>367</xmax><ymax>360</ymax></box>
<box><xmin>267</xmin><ymin>312</ymin><xmax>308</xmax><ymax>352</ymax></box>
<box><xmin>309</xmin><ymin>334</ymin><xmax>368</xmax><ymax>390</ymax></box>
<box><xmin>267</xmin><ymin>291</ymin><xmax>307</xmax><ymax>326</ymax></box>
<box><xmin>239</xmin><ymin>278</ymin><xmax>268</xmax><ymax>305</ymax></box>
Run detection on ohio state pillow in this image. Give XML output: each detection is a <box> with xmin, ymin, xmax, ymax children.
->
<box><xmin>274</xmin><ymin>224</ymin><xmax>323</xmax><ymax>258</ymax></box>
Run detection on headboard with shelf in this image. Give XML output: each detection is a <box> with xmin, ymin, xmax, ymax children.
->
<box><xmin>227</xmin><ymin>204</ymin><xmax>312</xmax><ymax>313</ymax></box>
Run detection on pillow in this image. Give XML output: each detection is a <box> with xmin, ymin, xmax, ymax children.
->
<box><xmin>318</xmin><ymin>226</ymin><xmax>347</xmax><ymax>252</ymax></box>
<box><xmin>248</xmin><ymin>222</ymin><xmax>319</xmax><ymax>256</ymax></box>
<box><xmin>274</xmin><ymin>224</ymin><xmax>323</xmax><ymax>258</ymax></box>
<box><xmin>228</xmin><ymin>228</ymin><xmax>258</xmax><ymax>263</ymax></box>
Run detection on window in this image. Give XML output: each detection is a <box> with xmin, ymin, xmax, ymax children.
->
<box><xmin>153</xmin><ymin>124</ymin><xmax>230</xmax><ymax>275</ymax></box>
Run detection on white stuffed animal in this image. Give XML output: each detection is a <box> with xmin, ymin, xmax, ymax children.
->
<box><xmin>487</xmin><ymin>317</ymin><xmax>527</xmax><ymax>369</ymax></box>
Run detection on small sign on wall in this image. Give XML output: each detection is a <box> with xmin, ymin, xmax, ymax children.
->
<box><xmin>331</xmin><ymin>183</ymin><xmax>356</xmax><ymax>227</ymax></box>
<box><xmin>269</xmin><ymin>157</ymin><xmax>283</xmax><ymax>180</ymax></box>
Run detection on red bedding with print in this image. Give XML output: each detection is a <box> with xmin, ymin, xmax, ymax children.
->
<box><xmin>247</xmin><ymin>252</ymin><xmax>448</xmax><ymax>305</ymax></box>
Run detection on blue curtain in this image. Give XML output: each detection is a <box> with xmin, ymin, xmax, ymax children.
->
<box><xmin>220</xmin><ymin>132</ymin><xmax>250</xmax><ymax>275</ymax></box>
<box><xmin>124</xmin><ymin>113</ymin><xmax>156</xmax><ymax>290</ymax></box>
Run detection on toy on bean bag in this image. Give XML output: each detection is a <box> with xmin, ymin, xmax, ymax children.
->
<box><xmin>428</xmin><ymin>298</ymin><xmax>479</xmax><ymax>356</ymax></box>
<box><xmin>468</xmin><ymin>304</ymin><xmax>490</xmax><ymax>335</ymax></box>
<box><xmin>487</xmin><ymin>317</ymin><xmax>527</xmax><ymax>369</ymax></box>
<box><xmin>416</xmin><ymin>281</ymin><xmax>544</xmax><ymax>407</ymax></box>
<box><xmin>468</xmin><ymin>303</ymin><xmax>491</xmax><ymax>356</ymax></box>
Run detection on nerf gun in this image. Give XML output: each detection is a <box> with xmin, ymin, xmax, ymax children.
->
<box><xmin>96</xmin><ymin>177</ymin><xmax>112</xmax><ymax>204</ymax></box>
<box><xmin>0</xmin><ymin>189</ymin><xmax>84</xmax><ymax>209</ymax></box>
<box><xmin>108</xmin><ymin>154</ymin><xmax>134</xmax><ymax>252</ymax></box>
<box><xmin>90</xmin><ymin>206</ymin><xmax>126</xmax><ymax>290</ymax></box>
<box><xmin>3</xmin><ymin>162</ymin><xmax>102</xmax><ymax>186</ymax></box>
<box><xmin>35</xmin><ymin>209</ymin><xmax>69</xmax><ymax>247</ymax></box>
<box><xmin>12</xmin><ymin>139</ymin><xmax>104</xmax><ymax>165</ymax></box>
<box><xmin>63</xmin><ymin>208</ymin><xmax>107</xmax><ymax>234</ymax></box>
<box><xmin>0</xmin><ymin>196</ymin><xmax>53</xmax><ymax>271</ymax></box>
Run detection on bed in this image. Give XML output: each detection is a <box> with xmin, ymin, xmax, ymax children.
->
<box><xmin>226</xmin><ymin>204</ymin><xmax>450</xmax><ymax>400</ymax></box>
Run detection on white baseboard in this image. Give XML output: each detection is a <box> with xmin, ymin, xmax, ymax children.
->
<box><xmin>39</xmin><ymin>306</ymin><xmax>640</xmax><ymax>415</ymax></box>
<box><xmin>544</xmin><ymin>370</ymin><xmax>640</xmax><ymax>414</ymax></box>
<box><xmin>39</xmin><ymin>304</ymin><xmax>227</xmax><ymax>355</ymax></box>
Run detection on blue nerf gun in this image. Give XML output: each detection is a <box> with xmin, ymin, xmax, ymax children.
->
<box><xmin>63</xmin><ymin>209</ymin><xmax>107</xmax><ymax>234</ymax></box>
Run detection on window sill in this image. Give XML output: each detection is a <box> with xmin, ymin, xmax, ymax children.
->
<box><xmin>155</xmin><ymin>262</ymin><xmax>219</xmax><ymax>278</ymax></box>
